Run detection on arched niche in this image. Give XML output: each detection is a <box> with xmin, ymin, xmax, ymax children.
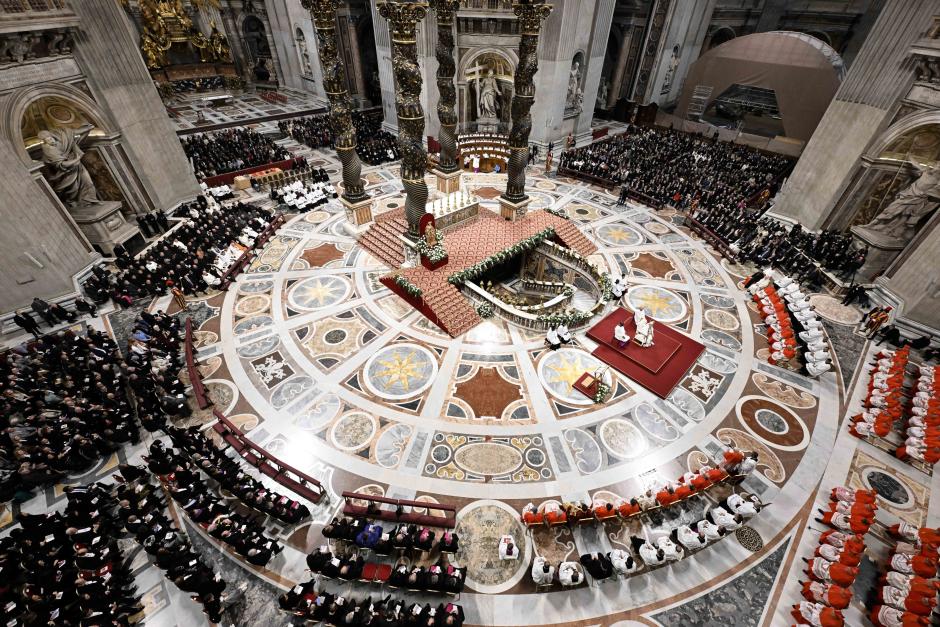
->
<box><xmin>294</xmin><ymin>26</ymin><xmax>312</xmax><ymax>76</ymax></box>
<box><xmin>458</xmin><ymin>48</ymin><xmax>517</xmax><ymax>128</ymax></box>
<box><xmin>706</xmin><ymin>26</ymin><xmax>735</xmax><ymax>51</ymax></box>
<box><xmin>2</xmin><ymin>84</ymin><xmax>151</xmax><ymax>255</ymax></box>
<box><xmin>829</xmin><ymin>111</ymin><xmax>940</xmax><ymax>229</ymax></box>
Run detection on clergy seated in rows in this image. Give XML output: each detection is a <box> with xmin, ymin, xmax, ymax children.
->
<box><xmin>633</xmin><ymin>307</ymin><xmax>654</xmax><ymax>348</ymax></box>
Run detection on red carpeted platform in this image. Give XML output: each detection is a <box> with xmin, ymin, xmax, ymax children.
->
<box><xmin>587</xmin><ymin>307</ymin><xmax>705</xmax><ymax>398</ymax></box>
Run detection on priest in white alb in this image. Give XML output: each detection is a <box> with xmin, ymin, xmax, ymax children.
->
<box><xmin>633</xmin><ymin>308</ymin><xmax>654</xmax><ymax>347</ymax></box>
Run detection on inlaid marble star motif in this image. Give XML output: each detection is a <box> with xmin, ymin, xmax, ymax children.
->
<box><xmin>633</xmin><ymin>291</ymin><xmax>677</xmax><ymax>317</ymax></box>
<box><xmin>546</xmin><ymin>354</ymin><xmax>591</xmax><ymax>392</ymax></box>
<box><xmin>604</xmin><ymin>226</ymin><xmax>635</xmax><ymax>243</ymax></box>
<box><xmin>373</xmin><ymin>351</ymin><xmax>422</xmax><ymax>392</ymax></box>
<box><xmin>297</xmin><ymin>278</ymin><xmax>343</xmax><ymax>306</ymax></box>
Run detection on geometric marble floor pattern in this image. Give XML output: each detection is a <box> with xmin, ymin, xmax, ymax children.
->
<box><xmin>191</xmin><ymin>147</ymin><xmax>848</xmax><ymax>625</ymax></box>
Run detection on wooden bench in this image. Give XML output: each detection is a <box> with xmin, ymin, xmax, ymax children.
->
<box><xmin>212</xmin><ymin>410</ymin><xmax>325</xmax><ymax>504</ymax></box>
<box><xmin>185</xmin><ymin>319</ymin><xmax>211</xmax><ymax>410</ymax></box>
<box><xmin>341</xmin><ymin>491</ymin><xmax>457</xmax><ymax>529</ymax></box>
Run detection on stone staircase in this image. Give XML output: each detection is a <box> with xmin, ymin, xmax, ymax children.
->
<box><xmin>553</xmin><ymin>220</ymin><xmax>598</xmax><ymax>257</ymax></box>
<box><xmin>359</xmin><ymin>210</ymin><xmax>408</xmax><ymax>268</ymax></box>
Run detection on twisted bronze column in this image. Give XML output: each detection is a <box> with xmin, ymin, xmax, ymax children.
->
<box><xmin>430</xmin><ymin>0</ymin><xmax>459</xmax><ymax>174</ymax></box>
<box><xmin>502</xmin><ymin>0</ymin><xmax>552</xmax><ymax>204</ymax></box>
<box><xmin>303</xmin><ymin>0</ymin><xmax>367</xmax><ymax>203</ymax></box>
<box><xmin>379</xmin><ymin>1</ymin><xmax>429</xmax><ymax>237</ymax></box>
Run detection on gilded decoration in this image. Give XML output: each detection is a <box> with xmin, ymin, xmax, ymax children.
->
<box><xmin>134</xmin><ymin>0</ymin><xmax>231</xmax><ymax>69</ymax></box>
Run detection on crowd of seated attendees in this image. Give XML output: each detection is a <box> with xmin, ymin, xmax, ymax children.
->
<box><xmin>305</xmin><ymin>544</ymin><xmax>466</xmax><ymax>595</ymax></box>
<box><xmin>896</xmin><ymin>364</ymin><xmax>940</xmax><ymax>467</ymax></box>
<box><xmin>849</xmin><ymin>346</ymin><xmax>910</xmax><ymax>442</ymax></box>
<box><xmin>167</xmin><ymin>76</ymin><xmax>225</xmax><ymax>93</ymax></box>
<box><xmin>124</xmin><ymin>309</ymin><xmax>188</xmax><ymax>432</ymax></box>
<box><xmin>112</xmin><ymin>463</ymin><xmax>232</xmax><ymax>623</ymax></box>
<box><xmin>692</xmin><ymin>206</ymin><xmax>866</xmax><ymax>279</ymax></box>
<box><xmin>323</xmin><ymin>516</ymin><xmax>459</xmax><ymax>555</ymax></box>
<box><xmin>0</xmin><ymin>328</ymin><xmax>139</xmax><ymax>501</ymax></box>
<box><xmin>11</xmin><ymin>295</ymin><xmax>97</xmax><ymax>339</ymax></box>
<box><xmin>1</xmin><ymin>484</ymin><xmax>143</xmax><ymax>625</ymax></box>
<box><xmin>85</xmin><ymin>197</ymin><xmax>275</xmax><ymax>306</ymax></box>
<box><xmin>521</xmin><ymin>448</ymin><xmax>758</xmax><ymax>529</ymax></box>
<box><xmin>145</xmin><ymin>440</ymin><xmax>283</xmax><ymax>566</ymax></box>
<box><xmin>279</xmin><ymin>584</ymin><xmax>466</xmax><ymax>626</ymax></box>
<box><xmin>166</xmin><ymin>425</ymin><xmax>311</xmax><ymax>524</ymax></box>
<box><xmin>559</xmin><ymin>125</ymin><xmax>790</xmax><ymax>209</ymax></box>
<box><xmin>271</xmin><ymin>177</ymin><xmax>337</xmax><ymax>212</ymax></box>
<box><xmin>278</xmin><ymin>111</ymin><xmax>400</xmax><ymax>166</ymax></box>
<box><xmin>868</xmin><ymin>522</ymin><xmax>940</xmax><ymax>626</ymax></box>
<box><xmin>792</xmin><ymin>488</ymin><xmax>878</xmax><ymax>626</ymax></box>
<box><xmin>181</xmin><ymin>128</ymin><xmax>290</xmax><ymax>179</ymax></box>
<box><xmin>747</xmin><ymin>268</ymin><xmax>831</xmax><ymax>376</ymax></box>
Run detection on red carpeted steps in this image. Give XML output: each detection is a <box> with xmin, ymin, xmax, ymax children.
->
<box><xmin>359</xmin><ymin>209</ymin><xmax>408</xmax><ymax>268</ymax></box>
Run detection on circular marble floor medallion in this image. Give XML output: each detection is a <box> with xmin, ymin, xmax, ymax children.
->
<box><xmin>363</xmin><ymin>343</ymin><xmax>438</xmax><ymax>400</ymax></box>
<box><xmin>599</xmin><ymin>418</ymin><xmax>648</xmax><ymax>459</ymax></box>
<box><xmin>538</xmin><ymin>348</ymin><xmax>606</xmax><ymax>406</ymax></box>
<box><xmin>808</xmin><ymin>293</ymin><xmax>862</xmax><ymax>325</ymax></box>
<box><xmin>330</xmin><ymin>412</ymin><xmax>377</xmax><ymax>451</ymax></box>
<box><xmin>455</xmin><ymin>501</ymin><xmax>529</xmax><ymax>594</ymax></box>
<box><xmin>625</xmin><ymin>285</ymin><xmax>687</xmax><ymax>322</ymax></box>
<box><xmin>596</xmin><ymin>223</ymin><xmax>644</xmax><ymax>247</ymax></box>
<box><xmin>864</xmin><ymin>469</ymin><xmax>911</xmax><ymax>505</ymax></box>
<box><xmin>287</xmin><ymin>275</ymin><xmax>352</xmax><ymax>311</ymax></box>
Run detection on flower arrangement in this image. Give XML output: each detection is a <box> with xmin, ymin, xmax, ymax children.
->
<box><xmin>448</xmin><ymin>227</ymin><xmax>556</xmax><ymax>285</ymax></box>
<box><xmin>593</xmin><ymin>381</ymin><xmax>610</xmax><ymax>404</ymax></box>
<box><xmin>476</xmin><ymin>302</ymin><xmax>494</xmax><ymax>318</ymax></box>
<box><xmin>598</xmin><ymin>273</ymin><xmax>616</xmax><ymax>301</ymax></box>
<box><xmin>415</xmin><ymin>229</ymin><xmax>448</xmax><ymax>263</ymax></box>
<box><xmin>536</xmin><ymin>308</ymin><xmax>592</xmax><ymax>327</ymax></box>
<box><xmin>394</xmin><ymin>275</ymin><xmax>422</xmax><ymax>298</ymax></box>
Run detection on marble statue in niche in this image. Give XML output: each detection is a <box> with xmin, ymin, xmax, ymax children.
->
<box><xmin>565</xmin><ymin>60</ymin><xmax>582</xmax><ymax>111</ymax></box>
<box><xmin>478</xmin><ymin>70</ymin><xmax>500</xmax><ymax>119</ymax></box>
<box><xmin>856</xmin><ymin>160</ymin><xmax>940</xmax><ymax>244</ymax></box>
<box><xmin>38</xmin><ymin>126</ymin><xmax>102</xmax><ymax>211</ymax></box>
<box><xmin>661</xmin><ymin>44</ymin><xmax>680</xmax><ymax>95</ymax></box>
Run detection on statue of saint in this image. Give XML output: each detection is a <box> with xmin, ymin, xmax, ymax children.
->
<box><xmin>566</xmin><ymin>61</ymin><xmax>582</xmax><ymax>110</ymax></box>
<box><xmin>859</xmin><ymin>161</ymin><xmax>940</xmax><ymax>243</ymax></box>
<box><xmin>208</xmin><ymin>21</ymin><xmax>230</xmax><ymax>62</ymax></box>
<box><xmin>38</xmin><ymin>126</ymin><xmax>102</xmax><ymax>211</ymax></box>
<box><xmin>478</xmin><ymin>70</ymin><xmax>499</xmax><ymax>119</ymax></box>
<box><xmin>633</xmin><ymin>307</ymin><xmax>654</xmax><ymax>348</ymax></box>
<box><xmin>424</xmin><ymin>222</ymin><xmax>437</xmax><ymax>247</ymax></box>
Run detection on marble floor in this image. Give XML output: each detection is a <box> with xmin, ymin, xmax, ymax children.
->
<box><xmin>4</xmin><ymin>128</ymin><xmax>936</xmax><ymax>627</ymax></box>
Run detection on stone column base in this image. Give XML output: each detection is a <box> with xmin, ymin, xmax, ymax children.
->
<box><xmin>434</xmin><ymin>168</ymin><xmax>461</xmax><ymax>194</ymax></box>
<box><xmin>850</xmin><ymin>225</ymin><xmax>906</xmax><ymax>283</ymax></box>
<box><xmin>341</xmin><ymin>196</ymin><xmax>374</xmax><ymax>237</ymax></box>
<box><xmin>71</xmin><ymin>201</ymin><xmax>139</xmax><ymax>255</ymax></box>
<box><xmin>499</xmin><ymin>196</ymin><xmax>531</xmax><ymax>221</ymax></box>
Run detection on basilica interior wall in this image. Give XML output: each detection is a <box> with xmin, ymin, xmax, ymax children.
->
<box><xmin>70</xmin><ymin>0</ymin><xmax>200</xmax><ymax>212</ymax></box>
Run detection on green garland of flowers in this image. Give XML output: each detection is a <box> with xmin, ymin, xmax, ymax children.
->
<box><xmin>544</xmin><ymin>206</ymin><xmax>569</xmax><ymax>220</ymax></box>
<box><xmin>448</xmin><ymin>227</ymin><xmax>556</xmax><ymax>286</ymax></box>
<box><xmin>394</xmin><ymin>275</ymin><xmax>422</xmax><ymax>298</ymax></box>
<box><xmin>598</xmin><ymin>273</ymin><xmax>615</xmax><ymax>301</ymax></box>
<box><xmin>536</xmin><ymin>309</ymin><xmax>593</xmax><ymax>327</ymax></box>
<box><xmin>415</xmin><ymin>229</ymin><xmax>448</xmax><ymax>263</ymax></box>
<box><xmin>593</xmin><ymin>381</ymin><xmax>610</xmax><ymax>404</ymax></box>
<box><xmin>476</xmin><ymin>302</ymin><xmax>494</xmax><ymax>318</ymax></box>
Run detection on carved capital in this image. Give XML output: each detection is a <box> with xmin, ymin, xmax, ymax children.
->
<box><xmin>378</xmin><ymin>2</ymin><xmax>429</xmax><ymax>44</ymax></box>
<box><xmin>513</xmin><ymin>0</ymin><xmax>552</xmax><ymax>35</ymax></box>
<box><xmin>301</xmin><ymin>0</ymin><xmax>341</xmax><ymax>31</ymax></box>
<box><xmin>429</xmin><ymin>0</ymin><xmax>459</xmax><ymax>25</ymax></box>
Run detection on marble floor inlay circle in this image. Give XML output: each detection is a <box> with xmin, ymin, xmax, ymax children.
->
<box><xmin>537</xmin><ymin>348</ymin><xmax>606</xmax><ymax>406</ymax></box>
<box><xmin>625</xmin><ymin>285</ymin><xmax>687</xmax><ymax>322</ymax></box>
<box><xmin>363</xmin><ymin>343</ymin><xmax>438</xmax><ymax>400</ymax></box>
<box><xmin>330</xmin><ymin>412</ymin><xmax>378</xmax><ymax>450</ymax></box>
<box><xmin>287</xmin><ymin>275</ymin><xmax>352</xmax><ymax>311</ymax></box>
